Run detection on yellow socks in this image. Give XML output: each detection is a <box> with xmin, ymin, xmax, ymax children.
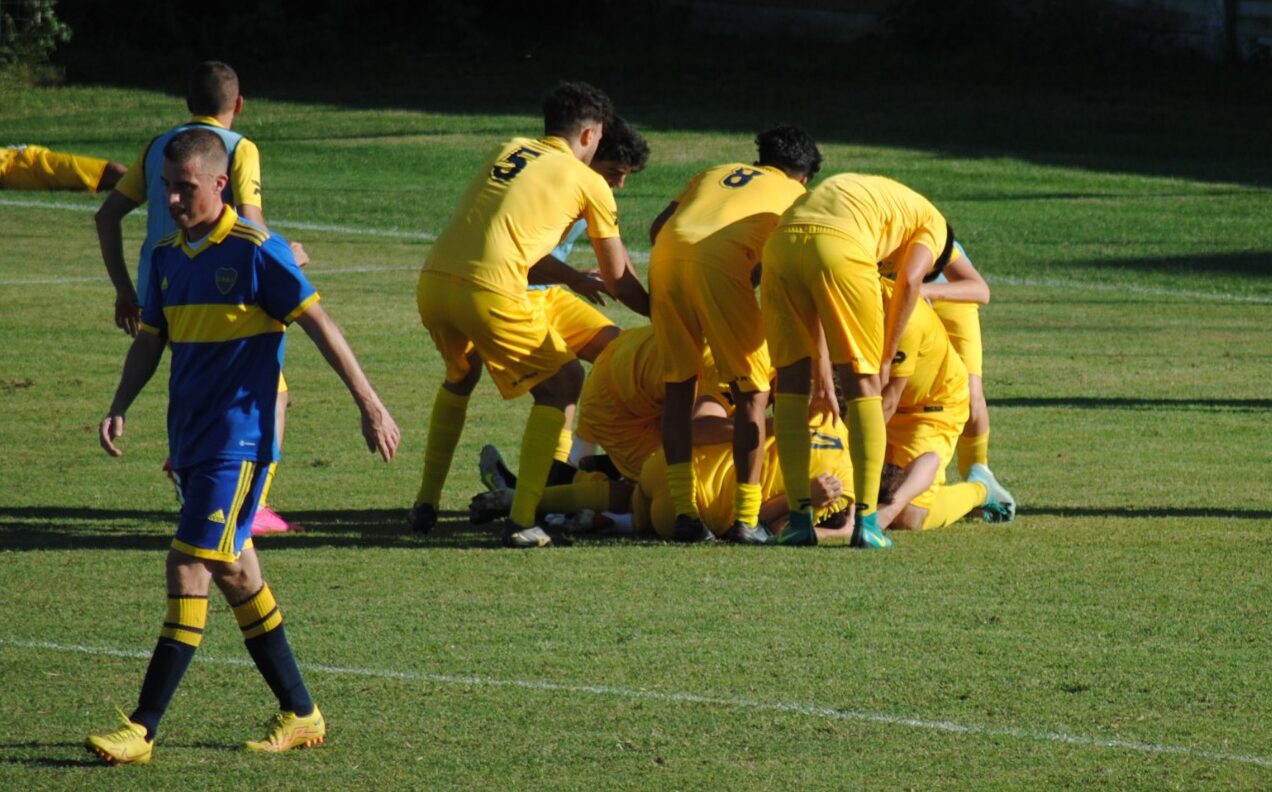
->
<box><xmin>734</xmin><ymin>482</ymin><xmax>762</xmax><ymax>526</ymax></box>
<box><xmin>159</xmin><ymin>595</ymin><xmax>207</xmax><ymax>648</ymax></box>
<box><xmin>667</xmin><ymin>461</ymin><xmax>699</xmax><ymax>518</ymax></box>
<box><xmin>554</xmin><ymin>426</ymin><xmax>573</xmax><ymax>464</ymax></box>
<box><xmin>845</xmin><ymin>395</ymin><xmax>885</xmax><ymax>516</ymax></box>
<box><xmin>774</xmin><ymin>392</ymin><xmax>811</xmax><ymax>512</ymax></box>
<box><xmin>509</xmin><ymin>405</ymin><xmax>566</xmax><ymax>527</ymax></box>
<box><xmin>922</xmin><ymin>482</ymin><xmax>988</xmax><ymax>530</ymax></box>
<box><xmin>416</xmin><ymin>387</ymin><xmax>470</xmax><ymax>506</ymax></box>
<box><xmin>957</xmin><ymin>431</ymin><xmax>990</xmax><ymax>480</ymax></box>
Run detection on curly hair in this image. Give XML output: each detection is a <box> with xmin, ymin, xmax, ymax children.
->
<box><xmin>755</xmin><ymin>124</ymin><xmax>822</xmax><ymax>180</ymax></box>
<box><xmin>594</xmin><ymin>116</ymin><xmax>650</xmax><ymax>172</ymax></box>
<box><xmin>543</xmin><ymin>81</ymin><xmax>614</xmax><ymax>137</ymax></box>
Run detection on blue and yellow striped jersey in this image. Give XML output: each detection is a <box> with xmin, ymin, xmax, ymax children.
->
<box><xmin>139</xmin><ymin>207</ymin><xmax>317</xmax><ymax>468</ymax></box>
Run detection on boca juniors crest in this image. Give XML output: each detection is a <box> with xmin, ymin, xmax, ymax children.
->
<box><xmin>215</xmin><ymin>267</ymin><xmax>238</xmax><ymax>295</ymax></box>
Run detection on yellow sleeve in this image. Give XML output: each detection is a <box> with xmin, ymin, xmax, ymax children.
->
<box><xmin>114</xmin><ymin>151</ymin><xmax>148</xmax><ymax>203</ymax></box>
<box><xmin>672</xmin><ymin>170</ymin><xmax>706</xmax><ymax>204</ymax></box>
<box><xmin>581</xmin><ymin>171</ymin><xmax>620</xmax><ymax>240</ymax></box>
<box><xmin>230</xmin><ymin>138</ymin><xmax>263</xmax><ymax>209</ymax></box>
<box><xmin>906</xmin><ymin>205</ymin><xmax>948</xmax><ymax>259</ymax></box>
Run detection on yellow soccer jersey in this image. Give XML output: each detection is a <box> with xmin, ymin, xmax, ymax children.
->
<box><xmin>651</xmin><ymin>163</ymin><xmax>806</xmax><ymax>278</ymax></box>
<box><xmin>779</xmin><ymin>173</ymin><xmax>947</xmax><ymax>276</ymax></box>
<box><xmin>115</xmin><ymin>117</ymin><xmax>263</xmax><ymax>209</ymax></box>
<box><xmin>881</xmin><ymin>279</ymin><xmax>968</xmax><ymax>411</ymax></box>
<box><xmin>424</xmin><ymin>136</ymin><xmax>620</xmax><ymax>298</ymax></box>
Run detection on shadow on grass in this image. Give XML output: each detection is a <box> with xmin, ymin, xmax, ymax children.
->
<box><xmin>0</xmin><ymin>506</ymin><xmax>542</xmax><ymax>551</ymax></box>
<box><xmin>1019</xmin><ymin>506</ymin><xmax>1272</xmax><ymax>520</ymax></box>
<box><xmin>0</xmin><ymin>742</ymin><xmax>99</xmax><ymax>768</ymax></box>
<box><xmin>988</xmin><ymin>397</ymin><xmax>1272</xmax><ymax>412</ymax></box>
<box><xmin>46</xmin><ymin>14</ymin><xmax>1272</xmax><ymax>190</ymax></box>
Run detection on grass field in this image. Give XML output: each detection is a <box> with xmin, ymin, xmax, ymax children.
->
<box><xmin>1</xmin><ymin>79</ymin><xmax>1270</xmax><ymax>791</ymax></box>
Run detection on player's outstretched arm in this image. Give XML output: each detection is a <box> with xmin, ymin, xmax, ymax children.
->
<box><xmin>94</xmin><ymin>190</ymin><xmax>142</xmax><ymax>336</ymax></box>
<box><xmin>592</xmin><ymin>236</ymin><xmax>650</xmax><ymax>316</ymax></box>
<box><xmin>528</xmin><ymin>254</ymin><xmax>608</xmax><ymax>305</ymax></box>
<box><xmin>100</xmin><ymin>331</ymin><xmax>166</xmax><ymax>456</ymax></box>
<box><xmin>882</xmin><ymin>245</ymin><xmax>934</xmax><ymax>385</ymax></box>
<box><xmin>294</xmin><ymin>303</ymin><xmax>400</xmax><ymax>462</ymax></box>
<box><xmin>919</xmin><ymin>254</ymin><xmax>990</xmax><ymax>304</ymax></box>
<box><xmin>881</xmin><ymin>375</ymin><xmax>908</xmax><ymax>422</ymax></box>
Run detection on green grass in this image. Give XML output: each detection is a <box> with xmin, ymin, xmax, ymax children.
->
<box><xmin>1</xmin><ymin>82</ymin><xmax>1270</xmax><ymax>791</ymax></box>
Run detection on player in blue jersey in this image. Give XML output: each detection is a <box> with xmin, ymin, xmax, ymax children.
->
<box><xmin>86</xmin><ymin>129</ymin><xmax>400</xmax><ymax>765</ymax></box>
<box><xmin>95</xmin><ymin>60</ymin><xmax>307</xmax><ymax>535</ymax></box>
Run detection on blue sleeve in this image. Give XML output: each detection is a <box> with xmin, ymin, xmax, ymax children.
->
<box><xmin>551</xmin><ymin>219</ymin><xmax>590</xmax><ymax>262</ymax></box>
<box><xmin>256</xmin><ymin>234</ymin><xmax>318</xmax><ymax>323</ymax></box>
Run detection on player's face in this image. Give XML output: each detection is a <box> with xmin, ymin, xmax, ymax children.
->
<box><xmin>591</xmin><ymin>159</ymin><xmax>633</xmax><ymax>189</ymax></box>
<box><xmin>162</xmin><ymin>156</ymin><xmax>226</xmax><ymax>232</ymax></box>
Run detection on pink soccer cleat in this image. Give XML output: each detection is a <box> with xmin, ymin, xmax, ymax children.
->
<box><xmin>251</xmin><ymin>505</ymin><xmax>303</xmax><ymax>535</ymax></box>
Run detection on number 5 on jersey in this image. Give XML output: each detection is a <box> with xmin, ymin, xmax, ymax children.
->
<box><xmin>492</xmin><ymin>146</ymin><xmax>543</xmax><ymax>182</ymax></box>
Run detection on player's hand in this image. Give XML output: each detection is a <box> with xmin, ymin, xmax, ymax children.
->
<box><xmin>114</xmin><ymin>291</ymin><xmax>140</xmax><ymax>337</ymax></box>
<box><xmin>100</xmin><ymin>414</ymin><xmax>126</xmax><ymax>457</ymax></box>
<box><xmin>810</xmin><ymin>472</ymin><xmax>843</xmax><ymax>510</ymax></box>
<box><xmin>361</xmin><ymin>404</ymin><xmax>401</xmax><ymax>462</ymax></box>
<box><xmin>289</xmin><ymin>241</ymin><xmax>310</xmax><ymax>268</ymax></box>
<box><xmin>569</xmin><ymin>270</ymin><xmax>609</xmax><ymax>306</ymax></box>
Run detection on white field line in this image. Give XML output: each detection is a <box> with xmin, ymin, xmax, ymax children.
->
<box><xmin>4</xmin><ymin>637</ymin><xmax>1270</xmax><ymax>769</ymax></box>
<box><xmin>0</xmin><ymin>197</ymin><xmax>434</xmax><ymax>240</ymax></box>
<box><xmin>2</xmin><ymin>196</ymin><xmax>1268</xmax><ymax>303</ymax></box>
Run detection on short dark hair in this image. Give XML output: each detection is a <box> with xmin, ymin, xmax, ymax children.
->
<box><xmin>164</xmin><ymin>128</ymin><xmax>229</xmax><ymax>175</ymax></box>
<box><xmin>594</xmin><ymin>116</ymin><xmax>649</xmax><ymax>172</ymax></box>
<box><xmin>543</xmin><ymin>81</ymin><xmax>613</xmax><ymax>138</ymax></box>
<box><xmin>187</xmin><ymin>61</ymin><xmax>239</xmax><ymax>117</ymax></box>
<box><xmin>755</xmin><ymin>124</ymin><xmax>822</xmax><ymax>180</ymax></box>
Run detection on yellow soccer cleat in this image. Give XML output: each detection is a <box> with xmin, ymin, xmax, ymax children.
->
<box><xmin>85</xmin><ymin>709</ymin><xmax>154</xmax><ymax>765</ymax></box>
<box><xmin>244</xmin><ymin>707</ymin><xmax>326</xmax><ymax>753</ymax></box>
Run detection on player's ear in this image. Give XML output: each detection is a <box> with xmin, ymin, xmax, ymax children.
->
<box><xmin>233</xmin><ymin>95</ymin><xmax>244</xmax><ymax>116</ymax></box>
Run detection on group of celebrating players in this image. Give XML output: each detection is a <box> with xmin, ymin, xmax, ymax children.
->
<box><xmin>409</xmin><ymin>81</ymin><xmax>1015</xmax><ymax>550</ymax></box>
<box><xmin>53</xmin><ymin>61</ymin><xmax>1012</xmax><ymax>763</ymax></box>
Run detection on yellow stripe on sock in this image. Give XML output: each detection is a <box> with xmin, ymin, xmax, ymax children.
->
<box><xmin>159</xmin><ymin>595</ymin><xmax>208</xmax><ymax>647</ymax></box>
<box><xmin>233</xmin><ymin>584</ymin><xmax>283</xmax><ymax>639</ymax></box>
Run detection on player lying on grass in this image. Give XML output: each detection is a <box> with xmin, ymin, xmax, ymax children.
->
<box><xmin>871</xmin><ymin>277</ymin><xmax>1014</xmax><ymax>531</ymax></box>
<box><xmin>411</xmin><ymin>82</ymin><xmax>650</xmax><ymax>549</ymax></box>
<box><xmin>761</xmin><ymin>173</ymin><xmax>958</xmax><ymax>547</ymax></box>
<box><xmin>86</xmin><ymin>129</ymin><xmax>400</xmax><ymax>765</ymax></box>
<box><xmin>95</xmin><ymin>60</ymin><xmax>308</xmax><ymax>536</ymax></box>
<box><xmin>470</xmin><ymin>415</ymin><xmax>859</xmax><ymax>545</ymax></box>
<box><xmin>648</xmin><ymin>124</ymin><xmax>822</xmax><ymax>545</ymax></box>
<box><xmin>469</xmin><ymin>325</ymin><xmax>737</xmax><ymax>542</ymax></box>
<box><xmin>1</xmin><ymin>143</ymin><xmax>126</xmax><ymax>192</ymax></box>
<box><xmin>923</xmin><ymin>241</ymin><xmax>995</xmax><ymax>479</ymax></box>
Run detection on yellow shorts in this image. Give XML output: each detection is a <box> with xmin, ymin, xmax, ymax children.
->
<box><xmin>931</xmin><ymin>300</ymin><xmax>983</xmax><ymax>377</ymax></box>
<box><xmin>761</xmin><ymin>227</ymin><xmax>883</xmax><ymax>373</ymax></box>
<box><xmin>885</xmin><ymin>399</ymin><xmax>969</xmax><ymax>510</ymax></box>
<box><xmin>0</xmin><ymin>145</ymin><xmax>109</xmax><ymax>192</ymax></box>
<box><xmin>417</xmin><ymin>271</ymin><xmax>575</xmax><ymax>399</ymax></box>
<box><xmin>649</xmin><ymin>258</ymin><xmax>770</xmax><ymax>392</ymax></box>
<box><xmin>527</xmin><ymin>286</ymin><xmax>614</xmax><ymax>356</ymax></box>
<box><xmin>576</xmin><ymin>355</ymin><xmax>661</xmax><ymax>481</ymax></box>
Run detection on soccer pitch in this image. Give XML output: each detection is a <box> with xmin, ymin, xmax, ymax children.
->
<box><xmin>0</xmin><ymin>82</ymin><xmax>1270</xmax><ymax>790</ymax></box>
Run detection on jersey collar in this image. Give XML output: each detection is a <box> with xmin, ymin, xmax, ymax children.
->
<box><xmin>188</xmin><ymin>115</ymin><xmax>227</xmax><ymax>128</ymax></box>
<box><xmin>180</xmin><ymin>206</ymin><xmax>239</xmax><ymax>257</ymax></box>
<box><xmin>541</xmin><ymin>136</ymin><xmax>573</xmax><ymax>154</ymax></box>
